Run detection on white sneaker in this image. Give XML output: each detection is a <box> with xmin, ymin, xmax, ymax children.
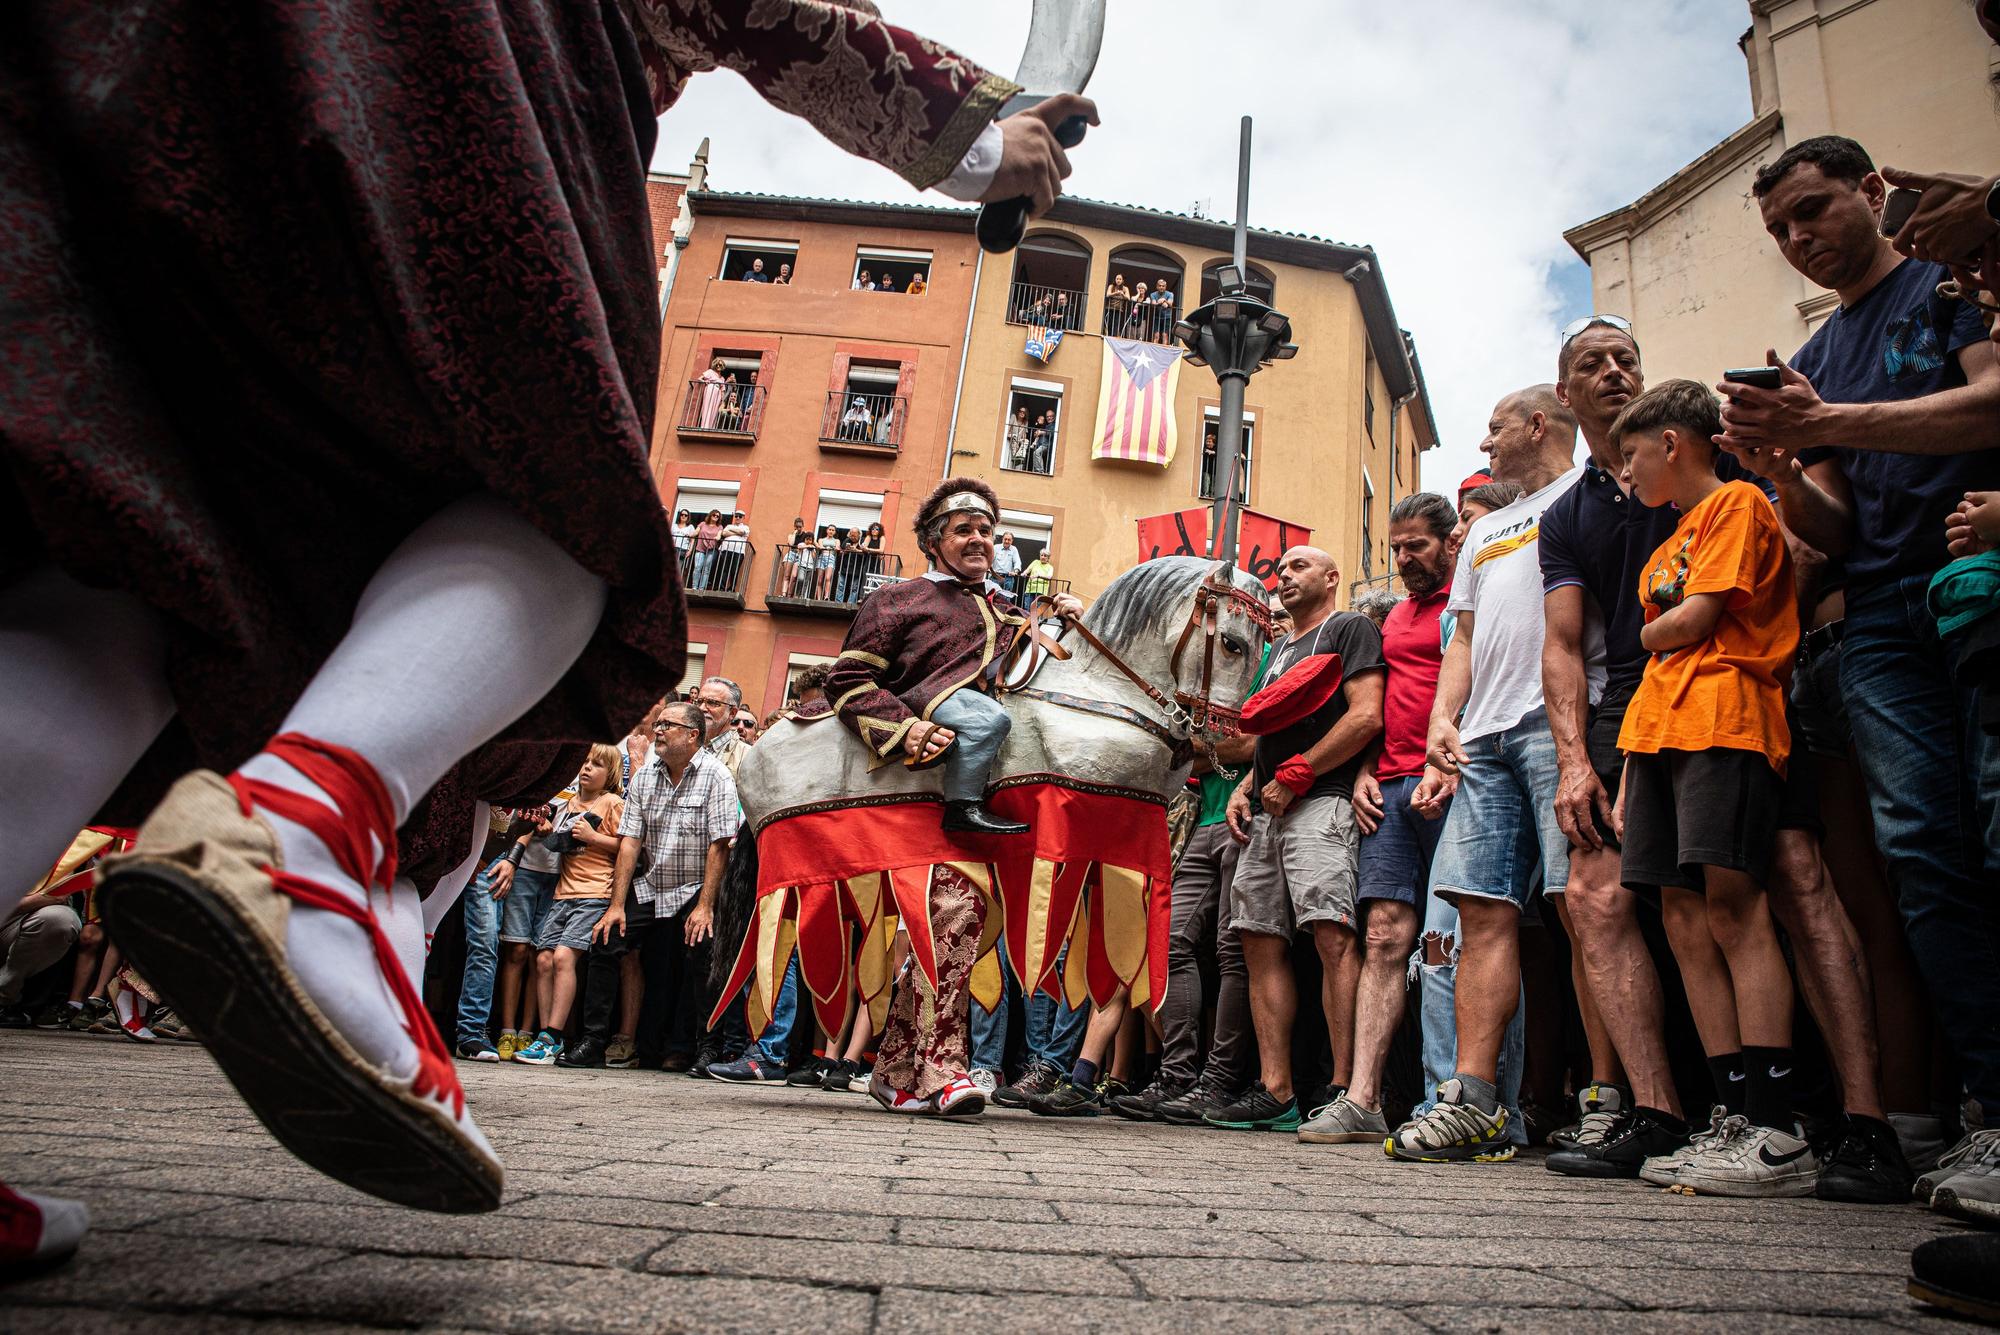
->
<box><xmin>1931</xmin><ymin>1133</ymin><xmax>2000</xmax><ymax>1225</ymax></box>
<box><xmin>1640</xmin><ymin>1105</ymin><xmax>1732</xmax><ymax>1186</ymax></box>
<box><xmin>1916</xmin><ymin>1127</ymin><xmax>2000</xmax><ymax>1204</ymax></box>
<box><xmin>1678</xmin><ymin>1120</ymin><xmax>1819</xmax><ymax>1198</ymax></box>
<box><xmin>967</xmin><ymin>1068</ymin><xmax>999</xmax><ymax>1095</ymax></box>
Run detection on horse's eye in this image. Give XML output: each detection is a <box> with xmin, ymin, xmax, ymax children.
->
<box><xmin>1221</xmin><ymin>635</ymin><xmax>1246</xmax><ymax>657</ymax></box>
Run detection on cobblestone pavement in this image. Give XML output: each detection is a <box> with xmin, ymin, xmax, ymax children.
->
<box><xmin>0</xmin><ymin>1030</ymin><xmax>1973</xmax><ymax>1332</ymax></box>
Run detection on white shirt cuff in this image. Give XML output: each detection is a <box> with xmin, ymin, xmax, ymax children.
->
<box><xmin>933</xmin><ymin>122</ymin><xmax>1004</xmax><ymax>202</ymax></box>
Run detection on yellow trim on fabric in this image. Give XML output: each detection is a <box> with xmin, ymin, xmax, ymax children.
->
<box><xmin>1099</xmin><ymin>863</ymin><xmax>1148</xmax><ymax>987</ymax></box>
<box><xmin>1023</xmin><ymin>857</ymin><xmax>1058</xmax><ymax>993</ymax></box>
<box><xmin>833</xmin><ymin>683</ymin><xmax>877</xmax><ymax>715</ymax></box>
<box><xmin>1471</xmin><ymin>523</ymin><xmax>1539</xmax><ymax>569</ymax></box>
<box><xmin>838</xmin><ymin>648</ymin><xmax>891</xmax><ymax>670</ymax></box>
<box><xmin>970</xmin><ymin>948</ymin><xmax>1004</xmax><ymax>1012</ymax></box>
<box><xmin>899</xmin><ymin>72</ymin><xmax>1020</xmax><ymax>190</ymax></box>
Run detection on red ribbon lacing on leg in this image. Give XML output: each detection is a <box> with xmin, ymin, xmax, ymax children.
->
<box><xmin>227</xmin><ymin>733</ymin><xmax>464</xmax><ymax>1117</ymax></box>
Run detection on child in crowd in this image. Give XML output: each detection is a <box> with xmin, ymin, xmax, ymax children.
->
<box><xmin>514</xmin><ymin>745</ymin><xmax>626</xmax><ymax>1066</ymax></box>
<box><xmin>1612</xmin><ymin>380</ymin><xmax>1809</xmax><ymax>1196</ymax></box>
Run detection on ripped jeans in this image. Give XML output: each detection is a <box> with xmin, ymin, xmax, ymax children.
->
<box><xmin>1412</xmin><ymin>889</ymin><xmax>1527</xmax><ymax>1145</ymax></box>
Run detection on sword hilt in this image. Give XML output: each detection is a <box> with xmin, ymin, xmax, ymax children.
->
<box><xmin>975</xmin><ymin>114</ymin><xmax>1091</xmax><ymax>254</ymax></box>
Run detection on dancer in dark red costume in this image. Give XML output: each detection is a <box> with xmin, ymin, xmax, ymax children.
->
<box><xmin>0</xmin><ymin>0</ymin><xmax>1096</xmax><ymax>1255</ymax></box>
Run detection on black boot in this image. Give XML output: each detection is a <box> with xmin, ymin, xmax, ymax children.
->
<box><xmin>556</xmin><ymin>1036</ymin><xmax>606</xmax><ymax>1068</ymax></box>
<box><xmin>940</xmin><ymin>800</ymin><xmax>1029</xmax><ymax>836</ymax></box>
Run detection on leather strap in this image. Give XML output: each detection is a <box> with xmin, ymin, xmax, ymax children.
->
<box><xmin>1010</xmin><ymin>686</ymin><xmax>1180</xmax><ymax>750</ymax></box>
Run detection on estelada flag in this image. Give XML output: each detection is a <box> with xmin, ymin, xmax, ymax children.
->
<box><xmin>1090</xmin><ymin>336</ymin><xmax>1181</xmax><ymax>466</ymax></box>
<box><xmin>1024</xmin><ymin>323</ymin><xmax>1064</xmax><ymax>363</ymax></box>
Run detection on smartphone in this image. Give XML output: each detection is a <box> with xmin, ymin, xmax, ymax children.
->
<box><xmin>1880</xmin><ymin>187</ymin><xmax>1921</xmax><ymax>237</ymax></box>
<box><xmin>1724</xmin><ymin>366</ymin><xmax>1782</xmax><ymax>390</ymax></box>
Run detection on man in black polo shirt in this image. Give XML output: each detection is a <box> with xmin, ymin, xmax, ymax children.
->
<box><xmin>1538</xmin><ymin>316</ymin><xmax>1902</xmax><ymax>1198</ymax></box>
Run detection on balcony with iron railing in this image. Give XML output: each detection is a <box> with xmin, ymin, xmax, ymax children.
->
<box><xmin>1102</xmin><ymin>296</ymin><xmax>1180</xmax><ymax>345</ymax></box>
<box><xmin>994</xmin><ymin>571</ymin><xmax>1071</xmax><ymax>603</ymax></box>
<box><xmin>767</xmin><ymin>547</ymin><xmax>904</xmax><ymax>616</ymax></box>
<box><xmin>675</xmin><ymin>538</ymin><xmax>755</xmax><ymax>609</ymax></box>
<box><xmin>820</xmin><ymin>390</ymin><xmax>907</xmax><ymax>454</ymax></box>
<box><xmin>1005</xmin><ymin>282</ymin><xmax>1087</xmax><ymax>331</ymax></box>
<box><xmin>676</xmin><ymin>379</ymin><xmax>766</xmax><ymax>443</ymax></box>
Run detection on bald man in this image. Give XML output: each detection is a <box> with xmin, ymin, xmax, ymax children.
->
<box><xmin>1209</xmin><ymin>545</ymin><xmax>1385</xmax><ymax>1132</ymax></box>
<box><xmin>1387</xmin><ymin>385</ymin><xmax>1604</xmax><ymax>1164</ymax></box>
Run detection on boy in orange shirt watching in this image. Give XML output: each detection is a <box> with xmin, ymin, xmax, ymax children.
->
<box><xmin>1611</xmin><ymin>379</ymin><xmax>1810</xmax><ymax>1198</ymax></box>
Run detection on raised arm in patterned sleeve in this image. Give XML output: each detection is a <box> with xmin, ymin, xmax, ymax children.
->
<box><xmin>619</xmin><ymin>0</ymin><xmax>1019</xmax><ymax>191</ymax></box>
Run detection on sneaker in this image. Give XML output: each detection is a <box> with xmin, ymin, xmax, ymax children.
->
<box><xmin>1916</xmin><ymin>1127</ymin><xmax>2000</xmax><ymax>1205</ymax></box>
<box><xmin>513</xmin><ymin>1033</ymin><xmax>561</xmax><ymax>1065</ymax></box>
<box><xmin>1026</xmin><ymin>1079</ymin><xmax>1103</xmax><ymax>1118</ymax></box>
<box><xmin>0</xmin><ymin>1007</ymin><xmax>30</xmax><ymax>1029</ymax></box>
<box><xmin>786</xmin><ymin>1058</ymin><xmax>832</xmax><ymax>1087</ymax></box>
<box><xmin>1156</xmin><ymin>1080</ymin><xmax>1234</xmax><ymax>1126</ymax></box>
<box><xmin>31</xmin><ymin>1000</ymin><xmax>78</xmax><ymax>1030</ymax></box>
<box><xmin>1547</xmin><ymin>1106</ymin><xmax>1692</xmax><ymax>1179</ymax></box>
<box><xmin>867</xmin><ymin>1073</ymin><xmax>937</xmax><ymax>1115</ymax></box>
<box><xmin>1816</xmin><ymin>1115</ymin><xmax>1916</xmax><ymax>1204</ymax></box>
<box><xmin>686</xmin><ymin>1043</ymin><xmax>723</xmax><ymax>1079</ymax></box>
<box><xmin>496</xmin><ymin>1031</ymin><xmax>520</xmax><ymax>1062</ymax></box>
<box><xmin>150</xmin><ymin>1007</ymin><xmax>198</xmax><ymax>1043</ymax></box>
<box><xmin>936</xmin><ymin>1075</ymin><xmax>987</xmax><ymax>1118</ymax></box>
<box><xmin>1932</xmin><ymin>1131</ymin><xmax>2000</xmax><ymax>1225</ymax></box>
<box><xmin>604</xmin><ymin>1037</ymin><xmax>638</xmax><ymax>1069</ymax></box>
<box><xmin>1111</xmin><ymin>1079</ymin><xmax>1190</xmax><ymax>1122</ymax></box>
<box><xmin>1640</xmin><ymin>1105</ymin><xmax>1729</xmax><ymax>1186</ymax></box>
<box><xmin>1677</xmin><ymin>1119</ymin><xmax>1820</xmax><ymax>1197</ymax></box>
<box><xmin>455</xmin><ymin>1039</ymin><xmax>500</xmax><ymax>1062</ymax></box>
<box><xmin>1385</xmin><ymin>1079</ymin><xmax>1510</xmax><ymax>1162</ymax></box>
<box><xmin>1298</xmin><ymin>1093</ymin><xmax>1391</xmax><ymax>1145</ymax></box>
<box><xmin>1097</xmin><ymin>1076</ymin><xmax>1132</xmax><ymax>1106</ymax></box>
<box><xmin>555</xmin><ymin>1037</ymin><xmax>605</xmax><ymax>1068</ymax></box>
<box><xmin>846</xmin><ymin>1066</ymin><xmax>873</xmax><ymax>1094</ymax></box>
<box><xmin>993</xmin><ymin>1061</ymin><xmax>1061</xmax><ymax>1109</ymax></box>
<box><xmin>1891</xmin><ymin>1111</ymin><xmax>1950</xmax><ymax>1176</ymax></box>
<box><xmin>707</xmin><ymin>1054</ymin><xmax>788</xmax><ymax>1084</ymax></box>
<box><xmin>820</xmin><ymin>1058</ymin><xmax>860</xmax><ymax>1092</ymax></box>
<box><xmin>966</xmin><ymin>1067</ymin><xmax>1000</xmax><ymax>1096</ymax></box>
<box><xmin>1910</xmin><ymin>1233</ymin><xmax>2000</xmax><ymax>1324</ymax></box>
<box><xmin>1548</xmin><ymin>1082</ymin><xmax>1629</xmax><ymax>1153</ymax></box>
<box><xmin>1205</xmin><ymin>1084</ymin><xmax>1302</xmax><ymax>1132</ymax></box>
<box><xmin>69</xmin><ymin>998</ymin><xmax>111</xmax><ymax>1033</ymax></box>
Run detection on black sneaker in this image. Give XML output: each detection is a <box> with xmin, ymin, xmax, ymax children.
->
<box><xmin>686</xmin><ymin>1043</ymin><xmax>723</xmax><ymax>1079</ymax></box>
<box><xmin>788</xmin><ymin>1058</ymin><xmax>834</xmax><ymax>1087</ymax></box>
<box><xmin>1818</xmin><ymin>1114</ymin><xmax>1916</xmax><ymax>1204</ymax></box>
<box><xmin>1157</xmin><ymin>1080</ymin><xmax>1235</xmax><ymax>1126</ymax></box>
<box><xmin>993</xmin><ymin>1061</ymin><xmax>1060</xmax><ymax>1109</ymax></box>
<box><xmin>0</xmin><ymin>1007</ymin><xmax>31</xmax><ymax>1029</ymax></box>
<box><xmin>556</xmin><ymin>1037</ymin><xmax>606</xmax><ymax>1068</ymax></box>
<box><xmin>1204</xmin><ymin>1084</ymin><xmax>1302</xmax><ymax>1132</ymax></box>
<box><xmin>1548</xmin><ymin>1082</ymin><xmax>1630</xmax><ymax>1153</ymax></box>
<box><xmin>1026</xmin><ymin>1078</ymin><xmax>1102</xmax><ymax>1117</ymax></box>
<box><xmin>819</xmin><ymin>1058</ymin><xmax>860</xmax><ymax>1092</ymax></box>
<box><xmin>1545</xmin><ymin>1107</ymin><xmax>1690</xmax><ymax>1178</ymax></box>
<box><xmin>1111</xmin><ymin>1079</ymin><xmax>1190</xmax><ymax>1122</ymax></box>
<box><xmin>31</xmin><ymin>1000</ymin><xmax>77</xmax><ymax>1030</ymax></box>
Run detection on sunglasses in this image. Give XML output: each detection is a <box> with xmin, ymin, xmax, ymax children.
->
<box><xmin>1559</xmin><ymin>313</ymin><xmax>1633</xmax><ymax>347</ymax></box>
<box><xmin>733</xmin><ymin>718</ymin><xmax>757</xmax><ymax>730</ymax></box>
<box><xmin>653</xmin><ymin>721</ymin><xmax>700</xmax><ymax>733</ymax></box>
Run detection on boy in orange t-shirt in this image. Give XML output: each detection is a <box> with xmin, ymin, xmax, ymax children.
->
<box><xmin>1611</xmin><ymin>380</ymin><xmax>1811</xmax><ymax>1198</ymax></box>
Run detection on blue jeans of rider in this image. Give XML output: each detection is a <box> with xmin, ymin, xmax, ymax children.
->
<box><xmin>970</xmin><ymin>949</ymin><xmax>1085</xmax><ymax>1074</ymax></box>
<box><xmin>1841</xmin><ymin>573</ymin><xmax>2000</xmax><ymax>1118</ymax></box>
<box><xmin>930</xmin><ymin>689</ymin><xmax>1012</xmax><ymax>804</ymax></box>
<box><xmin>454</xmin><ymin>858</ymin><xmax>505</xmax><ymax>1047</ymax></box>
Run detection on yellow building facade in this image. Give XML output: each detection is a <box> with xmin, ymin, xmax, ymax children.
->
<box><xmin>1565</xmin><ymin>0</ymin><xmax>2000</xmax><ymax>380</ymax></box>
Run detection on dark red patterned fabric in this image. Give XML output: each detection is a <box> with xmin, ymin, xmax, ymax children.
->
<box><xmin>0</xmin><ymin>1</ymin><xmax>680</xmax><ymax>886</ymax></box>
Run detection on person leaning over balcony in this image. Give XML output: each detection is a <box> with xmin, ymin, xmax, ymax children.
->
<box><xmin>692</xmin><ymin>510</ymin><xmax>725</xmax><ymax>589</ymax></box>
<box><xmin>774</xmin><ymin>263</ymin><xmax>792</xmax><ymax>286</ymax></box>
<box><xmin>862</xmin><ymin>522</ymin><xmax>888</xmax><ymax>582</ymax></box>
<box><xmin>878</xmin><ymin>274</ymin><xmax>899</xmax><ymax>294</ymax></box>
<box><xmin>815</xmin><ymin>523</ymin><xmax>842</xmax><ymax>600</ymax></box>
<box><xmin>778</xmin><ymin>518</ymin><xmax>808</xmax><ymax>597</ymax></box>
<box><xmin>907</xmin><ymin>272</ymin><xmax>927</xmax><ymax>296</ymax></box>
<box><xmin>1023</xmin><ymin>548</ymin><xmax>1055</xmax><ymax>599</ymax></box>
<box><xmin>741</xmin><ymin>257</ymin><xmax>770</xmax><ymax>283</ymax></box>
<box><xmin>1006</xmin><ymin>407</ymin><xmax>1033</xmax><ymax>469</ymax></box>
<box><xmin>696</xmin><ymin>358</ymin><xmax>727</xmax><ymax>428</ymax></box>
<box><xmin>1106</xmin><ymin>273</ymin><xmax>1132</xmax><ymax>332</ymax></box>
<box><xmin>854</xmin><ymin>269</ymin><xmax>875</xmax><ymax>291</ymax></box>
<box><xmin>717</xmin><ymin>511</ymin><xmax>751</xmax><ymax>592</ymax></box>
<box><xmin>992</xmin><ymin>531</ymin><xmax>1024</xmax><ymax>597</ymax></box>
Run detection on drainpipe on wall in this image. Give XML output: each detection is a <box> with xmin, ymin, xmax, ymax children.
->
<box><xmin>940</xmin><ymin>244</ymin><xmax>986</xmax><ymax>480</ymax></box>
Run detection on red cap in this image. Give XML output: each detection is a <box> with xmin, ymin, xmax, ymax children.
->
<box><xmin>1238</xmin><ymin>652</ymin><xmax>1345</xmax><ymax>735</ymax></box>
<box><xmin>1457</xmin><ymin>471</ymin><xmax>1493</xmax><ymax>498</ymax></box>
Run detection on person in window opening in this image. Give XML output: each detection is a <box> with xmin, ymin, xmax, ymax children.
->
<box><xmin>1023</xmin><ymin>546</ymin><xmax>1055</xmax><ymax>599</ymax></box>
<box><xmin>717</xmin><ymin>510</ymin><xmax>751</xmax><ymax>592</ymax></box>
<box><xmin>907</xmin><ymin>272</ymin><xmax>928</xmax><ymax>296</ymax></box>
<box><xmin>1146</xmin><ymin>278</ymin><xmax>1176</xmax><ymax>342</ymax></box>
<box><xmin>991</xmin><ymin>530</ymin><xmax>1023</xmax><ymax>597</ymax></box>
<box><xmin>863</xmin><ymin>521</ymin><xmax>887</xmax><ymax>573</ymax></box>
<box><xmin>1051</xmin><ymin>290</ymin><xmax>1072</xmax><ymax>330</ymax></box>
<box><xmin>873</xmin><ymin>394</ymin><xmax>897</xmax><ymax>445</ymax></box>
<box><xmin>833</xmin><ymin>528</ymin><xmax>865</xmax><ymax>603</ymax></box>
<box><xmin>1024</xmin><ymin>286</ymin><xmax>1053</xmax><ymax>325</ymax></box>
<box><xmin>1201</xmin><ymin>425</ymin><xmax>1220</xmax><ymax>497</ymax></box>
<box><xmin>853</xmin><ymin>269</ymin><xmax>874</xmax><ymax>291</ymax></box>
<box><xmin>742</xmin><ymin>257</ymin><xmax>770</xmax><ymax>283</ymax></box>
<box><xmin>1006</xmin><ymin>407</ymin><xmax>1033</xmax><ymax>469</ymax></box>
<box><xmin>696</xmin><ymin>358</ymin><xmax>727</xmax><ymax>428</ymax></box>
<box><xmin>774</xmin><ymin>263</ymin><xmax>792</xmax><ymax>286</ymax></box>
<box><xmin>692</xmin><ymin>510</ymin><xmax>725</xmax><ymax>590</ymax></box>
<box><xmin>1105</xmin><ymin>273</ymin><xmax>1131</xmax><ymax>334</ymax></box>
<box><xmin>715</xmin><ymin>375</ymin><xmax>745</xmax><ymax>432</ymax></box>
<box><xmin>840</xmin><ymin>396</ymin><xmax>873</xmax><ymax>441</ymax></box>
<box><xmin>823</xmin><ymin>479</ymin><xmax>1083</xmax><ymax>836</ymax></box>
<box><xmin>814</xmin><ymin>523</ymin><xmax>842</xmax><ymax>600</ymax></box>
<box><xmin>671</xmin><ymin>510</ymin><xmax>696</xmax><ymax>580</ymax></box>
<box><xmin>1030</xmin><ymin>410</ymin><xmax>1055</xmax><ymax>473</ymax></box>
<box><xmin>778</xmin><ymin>518</ymin><xmax>809</xmax><ymax>597</ymax></box>
<box><xmin>878</xmin><ymin>273</ymin><xmax>899</xmax><ymax>294</ymax></box>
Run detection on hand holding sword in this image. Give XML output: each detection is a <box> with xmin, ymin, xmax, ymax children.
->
<box><xmin>975</xmin><ymin>0</ymin><xmax>1107</xmax><ymax>252</ymax></box>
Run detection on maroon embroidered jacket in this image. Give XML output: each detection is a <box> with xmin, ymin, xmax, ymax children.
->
<box><xmin>619</xmin><ymin>0</ymin><xmax>1018</xmax><ymax>190</ymax></box>
<box><xmin>826</xmin><ymin>577</ymin><xmax>1029</xmax><ymax>763</ymax></box>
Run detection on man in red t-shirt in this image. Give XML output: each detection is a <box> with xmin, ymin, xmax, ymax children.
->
<box><xmin>1299</xmin><ymin>493</ymin><xmax>1460</xmax><ymax>1144</ymax></box>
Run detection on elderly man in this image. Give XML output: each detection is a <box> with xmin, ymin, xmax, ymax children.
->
<box><xmin>823</xmin><ymin>478</ymin><xmax>1080</xmax><ymax>836</ymax></box>
<box><xmin>694</xmin><ymin>677</ymin><xmax>747</xmax><ymax>779</ymax></box>
<box><xmin>992</xmin><ymin>531</ymin><xmax>1025</xmax><ymax>598</ymax></box>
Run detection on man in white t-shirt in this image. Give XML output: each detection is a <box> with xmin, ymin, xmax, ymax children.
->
<box><xmin>1386</xmin><ymin>384</ymin><xmax>1595</xmax><ymax>1164</ymax></box>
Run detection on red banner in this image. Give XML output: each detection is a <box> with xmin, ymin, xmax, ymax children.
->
<box><xmin>1135</xmin><ymin>507</ymin><xmax>1314</xmax><ymax>590</ymax></box>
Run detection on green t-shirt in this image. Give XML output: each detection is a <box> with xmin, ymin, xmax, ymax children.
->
<box><xmin>1196</xmin><ymin>767</ymin><xmax>1244</xmax><ymax>826</ymax></box>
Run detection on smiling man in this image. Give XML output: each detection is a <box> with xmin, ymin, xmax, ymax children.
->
<box><xmin>822</xmin><ymin>478</ymin><xmax>1082</xmax><ymax>836</ymax></box>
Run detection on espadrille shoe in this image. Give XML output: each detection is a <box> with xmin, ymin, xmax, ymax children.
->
<box><xmin>101</xmin><ymin>734</ymin><xmax>502</xmax><ymax>1214</ymax></box>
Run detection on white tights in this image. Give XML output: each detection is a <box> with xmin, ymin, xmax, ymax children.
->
<box><xmin>0</xmin><ymin>495</ymin><xmax>607</xmax><ymax>1074</ymax></box>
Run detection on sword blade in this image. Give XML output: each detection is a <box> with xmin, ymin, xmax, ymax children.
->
<box><xmin>1011</xmin><ymin>0</ymin><xmax>1105</xmax><ymax>96</ymax></box>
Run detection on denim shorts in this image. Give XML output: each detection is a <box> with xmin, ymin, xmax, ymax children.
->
<box><xmin>499</xmin><ymin>866</ymin><xmax>560</xmax><ymax>944</ymax></box>
<box><xmin>1357</xmin><ymin>774</ymin><xmax>1447</xmax><ymax>907</ymax></box>
<box><xmin>1790</xmin><ymin>626</ymin><xmax>1849</xmax><ymax>758</ymax></box>
<box><xmin>1429</xmin><ymin>708</ymin><xmax>1568</xmax><ymax>910</ymax></box>
<box><xmin>533</xmin><ymin>897</ymin><xmax>609</xmax><ymax>951</ymax></box>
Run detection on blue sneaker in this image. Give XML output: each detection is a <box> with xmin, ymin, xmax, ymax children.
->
<box><xmin>456</xmin><ymin>1038</ymin><xmax>500</xmax><ymax>1063</ymax></box>
<box><xmin>513</xmin><ymin>1032</ymin><xmax>561</xmax><ymax>1065</ymax></box>
<box><xmin>707</xmin><ymin>1054</ymin><xmax>787</xmax><ymax>1083</ymax></box>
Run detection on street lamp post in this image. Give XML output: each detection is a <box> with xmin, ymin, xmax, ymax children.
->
<box><xmin>1172</xmin><ymin>117</ymin><xmax>1297</xmax><ymax>566</ymax></box>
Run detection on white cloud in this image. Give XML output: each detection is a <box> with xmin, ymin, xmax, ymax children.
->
<box><xmin>650</xmin><ymin>1</ymin><xmax>1754</xmax><ymax>492</ymax></box>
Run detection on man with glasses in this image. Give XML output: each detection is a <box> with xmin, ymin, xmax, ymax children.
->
<box><xmin>732</xmin><ymin>711</ymin><xmax>761</xmax><ymax>745</ymax></box>
<box><xmin>565</xmin><ymin>704</ymin><xmax>737</xmax><ymax>1072</ymax></box>
<box><xmin>694</xmin><ymin>677</ymin><xmax>748</xmax><ymax>779</ymax></box>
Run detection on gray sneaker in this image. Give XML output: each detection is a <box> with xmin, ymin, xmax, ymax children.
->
<box><xmin>1299</xmin><ymin>1093</ymin><xmax>1390</xmax><ymax>1144</ymax></box>
<box><xmin>1932</xmin><ymin>1132</ymin><xmax>2000</xmax><ymax>1225</ymax></box>
<box><xmin>1386</xmin><ymin>1080</ymin><xmax>1513</xmax><ymax>1163</ymax></box>
<box><xmin>967</xmin><ymin>1067</ymin><xmax>1000</xmax><ymax>1095</ymax></box>
<box><xmin>1916</xmin><ymin>1127</ymin><xmax>2000</xmax><ymax>1205</ymax></box>
<box><xmin>1549</xmin><ymin>1082</ymin><xmax>1629</xmax><ymax>1152</ymax></box>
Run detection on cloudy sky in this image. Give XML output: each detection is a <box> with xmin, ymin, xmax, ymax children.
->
<box><xmin>650</xmin><ymin>1</ymin><xmax>1757</xmax><ymax>492</ymax></box>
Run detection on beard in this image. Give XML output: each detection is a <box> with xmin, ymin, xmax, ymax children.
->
<box><xmin>1401</xmin><ymin>563</ymin><xmax>1446</xmax><ymax>598</ymax></box>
